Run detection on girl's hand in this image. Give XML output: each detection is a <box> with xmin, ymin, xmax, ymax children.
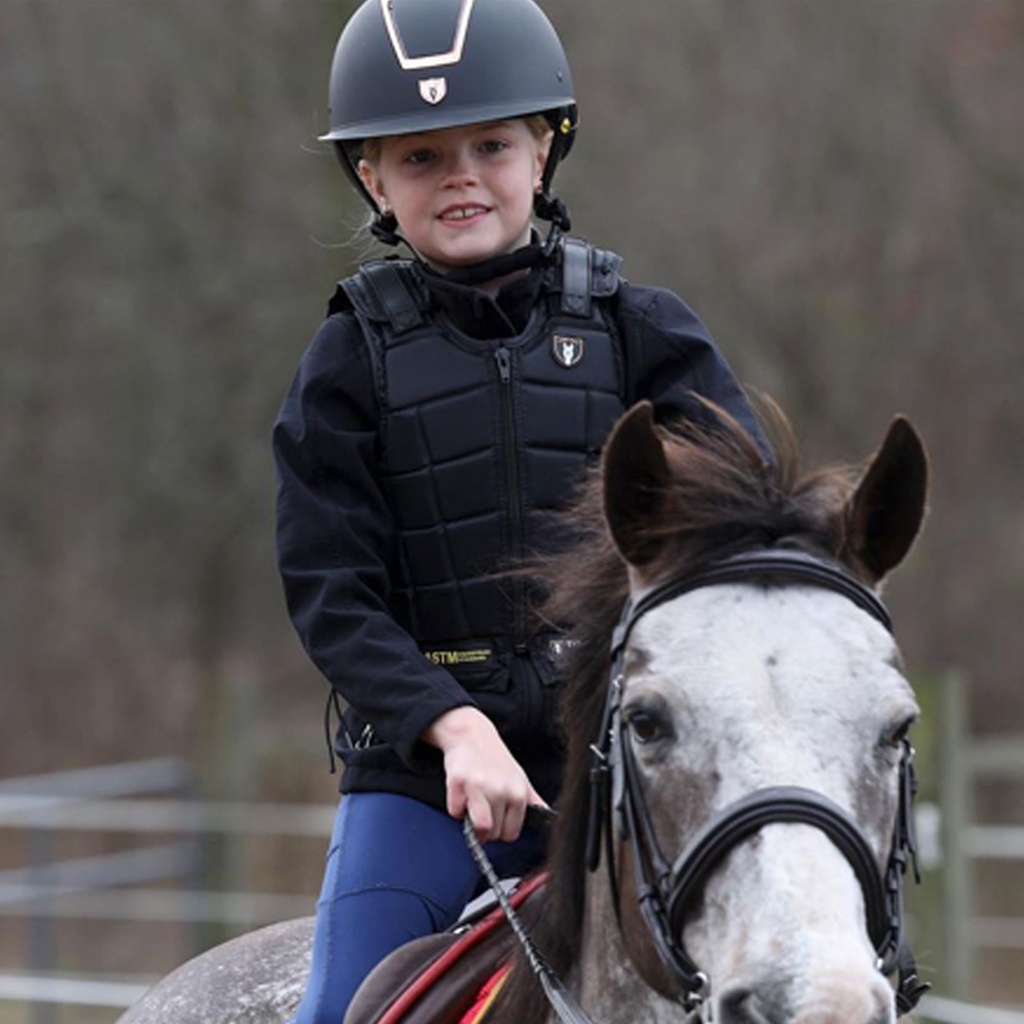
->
<box><xmin>422</xmin><ymin>706</ymin><xmax>547</xmax><ymax>843</ymax></box>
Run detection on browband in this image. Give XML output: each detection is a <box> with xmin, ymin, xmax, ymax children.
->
<box><xmin>611</xmin><ymin>549</ymin><xmax>891</xmax><ymax>664</ymax></box>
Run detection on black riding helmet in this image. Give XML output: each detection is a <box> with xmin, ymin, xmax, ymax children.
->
<box><xmin>319</xmin><ymin>0</ymin><xmax>577</xmax><ymax>245</ymax></box>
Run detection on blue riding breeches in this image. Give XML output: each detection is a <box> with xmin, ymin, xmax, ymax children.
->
<box><xmin>287</xmin><ymin>792</ymin><xmax>546</xmax><ymax>1024</ymax></box>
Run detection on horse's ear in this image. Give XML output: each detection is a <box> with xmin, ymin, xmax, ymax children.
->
<box><xmin>839</xmin><ymin>416</ymin><xmax>928</xmax><ymax>583</ymax></box>
<box><xmin>602</xmin><ymin>401</ymin><xmax>671</xmax><ymax>568</ymax></box>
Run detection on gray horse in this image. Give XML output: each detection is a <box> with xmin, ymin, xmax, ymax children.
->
<box><xmin>119</xmin><ymin>399</ymin><xmax>929</xmax><ymax>1024</ymax></box>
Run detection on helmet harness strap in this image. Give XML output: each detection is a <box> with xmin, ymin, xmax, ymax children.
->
<box><xmin>534</xmin><ymin>108</ymin><xmax>576</xmax><ymax>237</ymax></box>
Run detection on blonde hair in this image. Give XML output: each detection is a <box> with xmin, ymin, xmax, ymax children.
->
<box><xmin>357</xmin><ymin>113</ymin><xmax>552</xmax><ymax>170</ymax></box>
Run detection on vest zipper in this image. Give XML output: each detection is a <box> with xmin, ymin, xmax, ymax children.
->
<box><xmin>495</xmin><ymin>346</ymin><xmax>528</xmax><ymax>655</ymax></box>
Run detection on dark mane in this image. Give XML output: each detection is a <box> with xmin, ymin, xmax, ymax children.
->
<box><xmin>497</xmin><ymin>398</ymin><xmax>861</xmax><ymax>1020</ymax></box>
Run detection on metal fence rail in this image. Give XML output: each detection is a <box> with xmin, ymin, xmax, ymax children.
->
<box><xmin>940</xmin><ymin>673</ymin><xmax>1024</xmax><ymax>1000</ymax></box>
<box><xmin>0</xmin><ymin>887</ymin><xmax>312</xmax><ymax>926</ymax></box>
<box><xmin>0</xmin><ymin>794</ymin><xmax>335</xmax><ymax>835</ymax></box>
<box><xmin>0</xmin><ymin>975</ymin><xmax>151</xmax><ymax>1010</ymax></box>
<box><xmin>0</xmin><ymin>758</ymin><xmax>332</xmax><ymax>1022</ymax></box>
<box><xmin>0</xmin><ymin>759</ymin><xmax>190</xmax><ymax>800</ymax></box>
<box><xmin>920</xmin><ymin>995</ymin><xmax>1024</xmax><ymax>1024</ymax></box>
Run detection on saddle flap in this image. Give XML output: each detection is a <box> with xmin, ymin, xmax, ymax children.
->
<box><xmin>345</xmin><ymin>933</ymin><xmax>462</xmax><ymax>1024</ymax></box>
<box><xmin>344</xmin><ymin>873</ymin><xmax>547</xmax><ymax>1024</ymax></box>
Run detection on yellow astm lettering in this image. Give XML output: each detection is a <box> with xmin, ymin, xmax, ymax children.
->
<box><xmin>424</xmin><ymin>648</ymin><xmax>491</xmax><ymax>667</ymax></box>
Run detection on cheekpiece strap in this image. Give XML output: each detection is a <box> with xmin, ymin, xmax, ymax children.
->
<box><xmin>587</xmin><ymin>547</ymin><xmax>915</xmax><ymax>1012</ymax></box>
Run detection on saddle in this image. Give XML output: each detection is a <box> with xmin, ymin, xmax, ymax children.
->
<box><xmin>344</xmin><ymin>873</ymin><xmax>547</xmax><ymax>1024</ymax></box>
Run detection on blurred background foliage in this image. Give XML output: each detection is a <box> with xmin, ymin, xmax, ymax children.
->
<box><xmin>1</xmin><ymin>0</ymin><xmax>1023</xmax><ymax>1009</ymax></box>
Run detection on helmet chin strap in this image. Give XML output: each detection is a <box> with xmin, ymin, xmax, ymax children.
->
<box><xmin>534</xmin><ymin>110</ymin><xmax>575</xmax><ymax>235</ymax></box>
<box><xmin>433</xmin><ymin>240</ymin><xmax>547</xmax><ymax>287</ymax></box>
<box><xmin>368</xmin><ymin>211</ymin><xmax>560</xmax><ymax>289</ymax></box>
<box><xmin>370</xmin><ymin>210</ymin><xmax>403</xmax><ymax>247</ymax></box>
<box><xmin>535</xmin><ymin>193</ymin><xmax>571</xmax><ymax>236</ymax></box>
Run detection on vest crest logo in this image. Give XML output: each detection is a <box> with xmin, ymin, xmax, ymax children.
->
<box><xmin>418</xmin><ymin>77</ymin><xmax>447</xmax><ymax>105</ymax></box>
<box><xmin>552</xmin><ymin>334</ymin><xmax>585</xmax><ymax>368</ymax></box>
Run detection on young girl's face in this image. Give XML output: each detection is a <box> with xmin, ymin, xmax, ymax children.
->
<box><xmin>359</xmin><ymin>119</ymin><xmax>550</xmax><ymax>273</ymax></box>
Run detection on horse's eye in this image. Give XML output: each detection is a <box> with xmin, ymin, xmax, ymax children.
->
<box><xmin>886</xmin><ymin>717</ymin><xmax>915</xmax><ymax>749</ymax></box>
<box><xmin>626</xmin><ymin>709</ymin><xmax>666</xmax><ymax>745</ymax></box>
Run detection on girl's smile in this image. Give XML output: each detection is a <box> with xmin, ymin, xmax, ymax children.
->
<box><xmin>438</xmin><ymin>203</ymin><xmax>490</xmax><ymax>223</ymax></box>
<box><xmin>359</xmin><ymin>120</ymin><xmax>551</xmax><ymax>275</ymax></box>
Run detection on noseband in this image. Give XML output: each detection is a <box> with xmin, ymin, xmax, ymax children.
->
<box><xmin>585</xmin><ymin>550</ymin><xmax>930</xmax><ymax>1018</ymax></box>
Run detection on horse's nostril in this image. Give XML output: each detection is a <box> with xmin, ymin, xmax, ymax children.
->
<box><xmin>719</xmin><ymin>988</ymin><xmax>779</xmax><ymax>1024</ymax></box>
<box><xmin>867</xmin><ymin>981</ymin><xmax>898</xmax><ymax>1024</ymax></box>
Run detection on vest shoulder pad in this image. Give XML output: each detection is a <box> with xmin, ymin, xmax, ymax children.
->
<box><xmin>326</xmin><ymin>283</ymin><xmax>353</xmax><ymax>318</ymax></box>
<box><xmin>333</xmin><ymin>259</ymin><xmax>429</xmax><ymax>332</ymax></box>
<box><xmin>558</xmin><ymin>236</ymin><xmax>623</xmax><ymax>319</ymax></box>
<box><xmin>591</xmin><ymin>246</ymin><xmax>624</xmax><ymax>297</ymax></box>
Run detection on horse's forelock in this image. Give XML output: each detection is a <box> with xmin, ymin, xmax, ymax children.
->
<box><xmin>632</xmin><ymin>400</ymin><xmax>860</xmax><ymax>581</ymax></box>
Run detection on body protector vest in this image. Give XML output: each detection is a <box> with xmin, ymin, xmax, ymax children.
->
<box><xmin>336</xmin><ymin>239</ymin><xmax>626</xmax><ymax>667</ymax></box>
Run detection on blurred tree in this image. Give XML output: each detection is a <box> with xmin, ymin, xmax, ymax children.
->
<box><xmin>546</xmin><ymin>0</ymin><xmax>1024</xmax><ymax>726</ymax></box>
<box><xmin>0</xmin><ymin>0</ymin><xmax>358</xmax><ymax>794</ymax></box>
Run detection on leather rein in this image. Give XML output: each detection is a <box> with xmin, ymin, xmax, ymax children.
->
<box><xmin>584</xmin><ymin>550</ymin><xmax>930</xmax><ymax>1019</ymax></box>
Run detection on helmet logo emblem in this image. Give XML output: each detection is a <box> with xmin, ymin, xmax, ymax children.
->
<box><xmin>552</xmin><ymin>334</ymin><xmax>584</xmax><ymax>368</ymax></box>
<box><xmin>418</xmin><ymin>77</ymin><xmax>448</xmax><ymax>105</ymax></box>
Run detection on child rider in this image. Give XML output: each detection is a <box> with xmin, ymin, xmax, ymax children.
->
<box><xmin>273</xmin><ymin>1</ymin><xmax>771</xmax><ymax>1021</ymax></box>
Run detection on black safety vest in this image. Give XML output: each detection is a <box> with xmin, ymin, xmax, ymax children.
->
<box><xmin>337</xmin><ymin>239</ymin><xmax>627</xmax><ymax>656</ymax></box>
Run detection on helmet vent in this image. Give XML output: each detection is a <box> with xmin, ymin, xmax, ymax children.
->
<box><xmin>380</xmin><ymin>0</ymin><xmax>476</xmax><ymax>72</ymax></box>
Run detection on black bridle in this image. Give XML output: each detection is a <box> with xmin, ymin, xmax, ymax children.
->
<box><xmin>585</xmin><ymin>549</ymin><xmax>931</xmax><ymax>1018</ymax></box>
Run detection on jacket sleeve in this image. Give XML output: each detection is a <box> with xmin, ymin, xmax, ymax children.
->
<box><xmin>616</xmin><ymin>284</ymin><xmax>773</xmax><ymax>462</ymax></box>
<box><xmin>273</xmin><ymin>313</ymin><xmax>476</xmax><ymax>770</ymax></box>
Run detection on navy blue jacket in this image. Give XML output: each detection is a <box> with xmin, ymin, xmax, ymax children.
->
<box><xmin>274</xmin><ymin>245</ymin><xmax>768</xmax><ymax>809</ymax></box>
